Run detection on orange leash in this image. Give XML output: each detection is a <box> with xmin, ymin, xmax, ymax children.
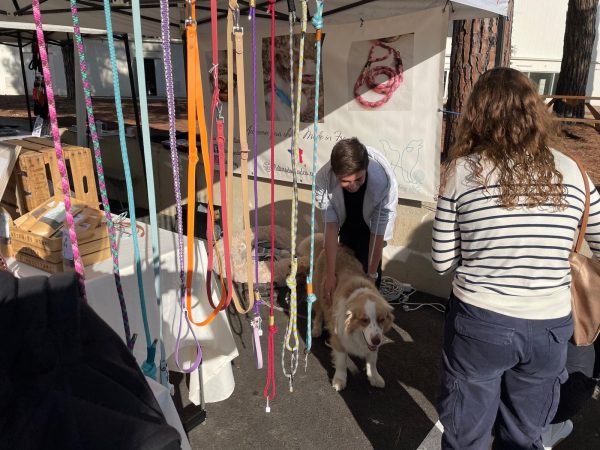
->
<box><xmin>185</xmin><ymin>0</ymin><xmax>228</xmax><ymax>326</ymax></box>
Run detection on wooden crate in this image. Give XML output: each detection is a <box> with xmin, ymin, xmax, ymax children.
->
<box><xmin>15</xmin><ymin>247</ymin><xmax>112</xmax><ymax>274</ymax></box>
<box><xmin>0</xmin><ymin>137</ymin><xmax>98</xmax><ymax>215</ymax></box>
<box><xmin>10</xmin><ymin>196</ymin><xmax>110</xmax><ymax>273</ymax></box>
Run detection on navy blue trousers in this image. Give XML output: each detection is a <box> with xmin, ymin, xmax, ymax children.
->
<box><xmin>438</xmin><ymin>294</ymin><xmax>572</xmax><ymax>450</ymax></box>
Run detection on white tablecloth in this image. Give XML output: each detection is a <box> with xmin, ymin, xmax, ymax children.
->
<box><xmin>7</xmin><ymin>224</ymin><xmax>238</xmax><ymax>405</ymax></box>
<box><xmin>146</xmin><ymin>376</ymin><xmax>192</xmax><ymax>450</ymax></box>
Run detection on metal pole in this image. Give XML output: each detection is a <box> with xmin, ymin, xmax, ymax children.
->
<box><xmin>121</xmin><ymin>33</ymin><xmax>147</xmax><ymax>186</ymax></box>
<box><xmin>17</xmin><ymin>31</ymin><xmax>33</xmax><ymax>131</ymax></box>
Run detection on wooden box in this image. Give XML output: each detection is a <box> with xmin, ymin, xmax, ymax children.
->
<box><xmin>10</xmin><ymin>196</ymin><xmax>110</xmax><ymax>273</ymax></box>
<box><xmin>0</xmin><ymin>137</ymin><xmax>98</xmax><ymax>216</ymax></box>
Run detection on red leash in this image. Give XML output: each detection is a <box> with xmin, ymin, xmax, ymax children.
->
<box><xmin>263</xmin><ymin>0</ymin><xmax>278</xmax><ymax>412</ymax></box>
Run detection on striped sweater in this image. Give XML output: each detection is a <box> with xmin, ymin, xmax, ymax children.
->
<box><xmin>432</xmin><ymin>150</ymin><xmax>600</xmax><ymax>319</ymax></box>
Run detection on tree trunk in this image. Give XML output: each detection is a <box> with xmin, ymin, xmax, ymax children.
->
<box><xmin>554</xmin><ymin>0</ymin><xmax>599</xmax><ymax>118</ymax></box>
<box><xmin>61</xmin><ymin>38</ymin><xmax>76</xmax><ymax>100</ymax></box>
<box><xmin>443</xmin><ymin>2</ymin><xmax>514</xmax><ymax>154</ymax></box>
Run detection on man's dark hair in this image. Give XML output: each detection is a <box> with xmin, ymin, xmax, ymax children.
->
<box><xmin>330</xmin><ymin>137</ymin><xmax>369</xmax><ymax>177</ymax></box>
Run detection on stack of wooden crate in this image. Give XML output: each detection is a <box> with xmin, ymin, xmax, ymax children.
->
<box><xmin>0</xmin><ymin>137</ymin><xmax>110</xmax><ymax>272</ymax></box>
<box><xmin>0</xmin><ymin>137</ymin><xmax>98</xmax><ymax>217</ymax></box>
<box><xmin>10</xmin><ymin>197</ymin><xmax>111</xmax><ymax>273</ymax></box>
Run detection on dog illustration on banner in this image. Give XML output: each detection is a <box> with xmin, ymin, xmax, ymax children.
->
<box><xmin>380</xmin><ymin>138</ymin><xmax>424</xmax><ymax>185</ymax></box>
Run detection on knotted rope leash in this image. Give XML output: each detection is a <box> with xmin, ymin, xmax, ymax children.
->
<box><xmin>228</xmin><ymin>0</ymin><xmax>255</xmax><ymax>315</ymax></box>
<box><xmin>354</xmin><ymin>39</ymin><xmax>403</xmax><ymax>109</ymax></box>
<box><xmin>263</xmin><ymin>0</ymin><xmax>278</xmax><ymax>413</ymax></box>
<box><xmin>159</xmin><ymin>0</ymin><xmax>201</xmax><ymax>383</ymax></box>
<box><xmin>69</xmin><ymin>0</ymin><xmax>133</xmax><ymax>349</ymax></box>
<box><xmin>32</xmin><ymin>0</ymin><xmax>86</xmax><ymax>300</ymax></box>
<box><xmin>102</xmin><ymin>0</ymin><xmax>156</xmax><ymax>377</ymax></box>
<box><xmin>304</xmin><ymin>0</ymin><xmax>323</xmax><ymax>364</ymax></box>
<box><xmin>282</xmin><ymin>0</ymin><xmax>307</xmax><ymax>393</ymax></box>
<box><xmin>250</xmin><ymin>0</ymin><xmax>264</xmax><ymax>370</ymax></box>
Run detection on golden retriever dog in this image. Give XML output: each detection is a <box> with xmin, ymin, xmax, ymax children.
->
<box><xmin>301</xmin><ymin>234</ymin><xmax>394</xmax><ymax>391</ymax></box>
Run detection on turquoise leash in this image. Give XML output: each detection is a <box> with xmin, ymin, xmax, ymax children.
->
<box><xmin>102</xmin><ymin>0</ymin><xmax>156</xmax><ymax>379</ymax></box>
<box><xmin>305</xmin><ymin>0</ymin><xmax>323</xmax><ymax>362</ymax></box>
<box><xmin>132</xmin><ymin>0</ymin><xmax>163</xmax><ymax>381</ymax></box>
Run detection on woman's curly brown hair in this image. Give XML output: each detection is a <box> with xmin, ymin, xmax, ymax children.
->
<box><xmin>441</xmin><ymin>67</ymin><xmax>566</xmax><ymax>209</ymax></box>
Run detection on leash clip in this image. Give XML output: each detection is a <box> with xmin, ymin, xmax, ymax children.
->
<box><xmin>185</xmin><ymin>0</ymin><xmax>194</xmax><ymax>26</ymax></box>
<box><xmin>233</xmin><ymin>7</ymin><xmax>243</xmax><ymax>32</ymax></box>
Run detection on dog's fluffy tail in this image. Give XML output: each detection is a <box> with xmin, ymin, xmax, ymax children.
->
<box><xmin>298</xmin><ymin>233</ymin><xmax>324</xmax><ymax>257</ymax></box>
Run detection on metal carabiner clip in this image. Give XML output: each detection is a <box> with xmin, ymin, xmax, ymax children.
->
<box><xmin>233</xmin><ymin>7</ymin><xmax>243</xmax><ymax>32</ymax></box>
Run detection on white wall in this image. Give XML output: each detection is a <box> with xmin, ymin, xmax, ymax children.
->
<box><xmin>443</xmin><ymin>0</ymin><xmax>600</xmax><ymax>100</ymax></box>
<box><xmin>0</xmin><ymin>37</ymin><xmax>186</xmax><ymax>98</ymax></box>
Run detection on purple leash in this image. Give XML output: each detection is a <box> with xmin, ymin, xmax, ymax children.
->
<box><xmin>160</xmin><ymin>0</ymin><xmax>202</xmax><ymax>373</ymax></box>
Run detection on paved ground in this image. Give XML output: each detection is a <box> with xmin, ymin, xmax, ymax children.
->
<box><xmin>184</xmin><ymin>288</ymin><xmax>600</xmax><ymax>450</ymax></box>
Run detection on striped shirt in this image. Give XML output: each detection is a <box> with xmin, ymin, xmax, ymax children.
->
<box><xmin>432</xmin><ymin>150</ymin><xmax>600</xmax><ymax>319</ymax></box>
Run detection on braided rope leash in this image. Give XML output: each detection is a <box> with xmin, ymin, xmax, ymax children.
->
<box><xmin>250</xmin><ymin>0</ymin><xmax>264</xmax><ymax>370</ymax></box>
<box><xmin>32</xmin><ymin>0</ymin><xmax>86</xmax><ymax>300</ymax></box>
<box><xmin>354</xmin><ymin>40</ymin><xmax>403</xmax><ymax>109</ymax></box>
<box><xmin>282</xmin><ymin>0</ymin><xmax>307</xmax><ymax>393</ymax></box>
<box><xmin>304</xmin><ymin>0</ymin><xmax>323</xmax><ymax>366</ymax></box>
<box><xmin>263</xmin><ymin>0</ymin><xmax>278</xmax><ymax>413</ymax></box>
<box><xmin>159</xmin><ymin>0</ymin><xmax>196</xmax><ymax>386</ymax></box>
<box><xmin>102</xmin><ymin>0</ymin><xmax>156</xmax><ymax>377</ymax></box>
<box><xmin>69</xmin><ymin>0</ymin><xmax>134</xmax><ymax>351</ymax></box>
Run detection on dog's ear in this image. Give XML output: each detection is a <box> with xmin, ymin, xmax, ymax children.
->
<box><xmin>344</xmin><ymin>310</ymin><xmax>359</xmax><ymax>334</ymax></box>
<box><xmin>382</xmin><ymin>311</ymin><xmax>395</xmax><ymax>333</ymax></box>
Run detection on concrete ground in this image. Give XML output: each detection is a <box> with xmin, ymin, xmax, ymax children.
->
<box><xmin>185</xmin><ymin>289</ymin><xmax>600</xmax><ymax>450</ymax></box>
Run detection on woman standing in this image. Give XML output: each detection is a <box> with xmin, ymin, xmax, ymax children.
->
<box><xmin>432</xmin><ymin>67</ymin><xmax>600</xmax><ymax>449</ymax></box>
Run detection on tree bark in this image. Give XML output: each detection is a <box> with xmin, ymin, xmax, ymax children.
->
<box><xmin>61</xmin><ymin>38</ymin><xmax>76</xmax><ymax>100</ymax></box>
<box><xmin>443</xmin><ymin>1</ymin><xmax>514</xmax><ymax>154</ymax></box>
<box><xmin>554</xmin><ymin>0</ymin><xmax>599</xmax><ymax>118</ymax></box>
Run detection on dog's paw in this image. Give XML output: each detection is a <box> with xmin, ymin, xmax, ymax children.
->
<box><xmin>332</xmin><ymin>377</ymin><xmax>347</xmax><ymax>391</ymax></box>
<box><xmin>368</xmin><ymin>373</ymin><xmax>385</xmax><ymax>389</ymax></box>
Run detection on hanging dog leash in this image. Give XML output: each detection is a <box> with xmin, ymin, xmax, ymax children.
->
<box><xmin>304</xmin><ymin>0</ymin><xmax>323</xmax><ymax>365</ymax></box>
<box><xmin>250</xmin><ymin>0</ymin><xmax>264</xmax><ymax>370</ymax></box>
<box><xmin>159</xmin><ymin>0</ymin><xmax>201</xmax><ymax>383</ymax></box>
<box><xmin>282</xmin><ymin>0</ymin><xmax>306</xmax><ymax>393</ymax></box>
<box><xmin>184</xmin><ymin>0</ymin><xmax>230</xmax><ymax>331</ymax></box>
<box><xmin>32</xmin><ymin>0</ymin><xmax>86</xmax><ymax>300</ymax></box>
<box><xmin>102</xmin><ymin>0</ymin><xmax>156</xmax><ymax>377</ymax></box>
<box><xmin>69</xmin><ymin>0</ymin><xmax>133</xmax><ymax>349</ymax></box>
<box><xmin>131</xmin><ymin>0</ymin><xmax>164</xmax><ymax>382</ymax></box>
<box><xmin>263</xmin><ymin>0</ymin><xmax>278</xmax><ymax>413</ymax></box>
<box><xmin>228</xmin><ymin>0</ymin><xmax>255</xmax><ymax>315</ymax></box>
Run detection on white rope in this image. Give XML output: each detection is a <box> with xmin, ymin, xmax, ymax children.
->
<box><xmin>379</xmin><ymin>276</ymin><xmax>446</xmax><ymax>313</ymax></box>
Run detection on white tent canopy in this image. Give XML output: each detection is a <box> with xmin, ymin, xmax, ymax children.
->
<box><xmin>0</xmin><ymin>1</ymin><xmax>508</xmax><ymax>37</ymax></box>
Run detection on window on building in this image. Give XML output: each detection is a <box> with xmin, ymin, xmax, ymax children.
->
<box><xmin>526</xmin><ymin>72</ymin><xmax>558</xmax><ymax>96</ymax></box>
<box><xmin>144</xmin><ymin>58</ymin><xmax>157</xmax><ymax>96</ymax></box>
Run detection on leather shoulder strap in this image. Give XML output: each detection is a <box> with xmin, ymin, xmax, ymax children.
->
<box><xmin>572</xmin><ymin>156</ymin><xmax>590</xmax><ymax>253</ymax></box>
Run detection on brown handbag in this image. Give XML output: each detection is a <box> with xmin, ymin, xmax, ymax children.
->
<box><xmin>570</xmin><ymin>158</ymin><xmax>600</xmax><ymax>346</ymax></box>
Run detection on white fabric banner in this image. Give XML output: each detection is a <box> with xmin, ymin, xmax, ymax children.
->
<box><xmin>198</xmin><ymin>7</ymin><xmax>448</xmax><ymax>202</ymax></box>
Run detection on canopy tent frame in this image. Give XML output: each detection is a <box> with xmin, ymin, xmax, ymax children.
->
<box><xmin>0</xmin><ymin>24</ymin><xmax>146</xmax><ymax>185</ymax></box>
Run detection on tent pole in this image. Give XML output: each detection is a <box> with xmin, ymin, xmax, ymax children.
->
<box><xmin>17</xmin><ymin>31</ymin><xmax>33</xmax><ymax>131</ymax></box>
<box><xmin>73</xmin><ymin>34</ymin><xmax>87</xmax><ymax>147</ymax></box>
<box><xmin>121</xmin><ymin>33</ymin><xmax>148</xmax><ymax>188</ymax></box>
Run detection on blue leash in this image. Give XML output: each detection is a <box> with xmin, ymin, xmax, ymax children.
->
<box><xmin>132</xmin><ymin>0</ymin><xmax>164</xmax><ymax>381</ymax></box>
<box><xmin>102</xmin><ymin>0</ymin><xmax>156</xmax><ymax>379</ymax></box>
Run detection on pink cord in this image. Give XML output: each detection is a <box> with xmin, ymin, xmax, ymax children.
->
<box><xmin>354</xmin><ymin>40</ymin><xmax>404</xmax><ymax>109</ymax></box>
<box><xmin>33</xmin><ymin>0</ymin><xmax>86</xmax><ymax>298</ymax></box>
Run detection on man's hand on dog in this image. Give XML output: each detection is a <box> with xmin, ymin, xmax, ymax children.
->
<box><xmin>324</xmin><ymin>273</ymin><xmax>337</xmax><ymax>304</ymax></box>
